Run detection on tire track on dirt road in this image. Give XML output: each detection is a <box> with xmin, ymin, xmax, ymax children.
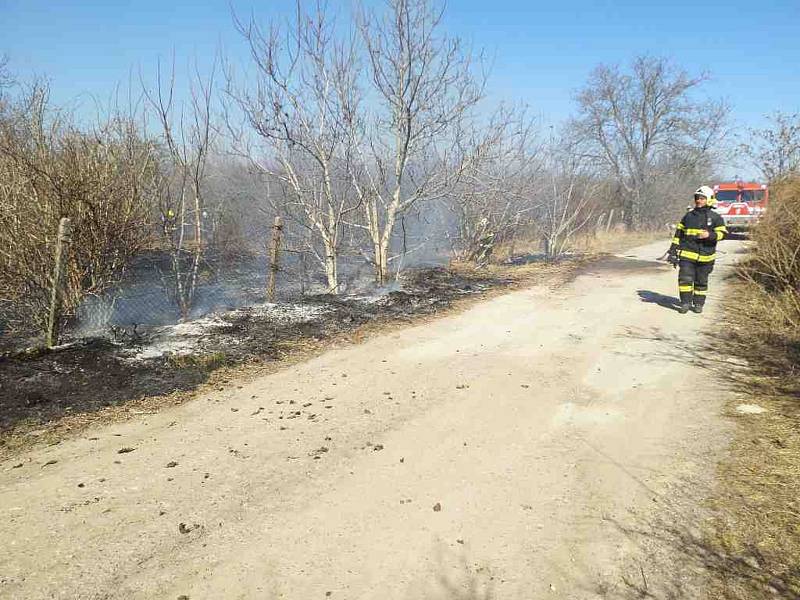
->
<box><xmin>0</xmin><ymin>240</ymin><xmax>744</xmax><ymax>599</ymax></box>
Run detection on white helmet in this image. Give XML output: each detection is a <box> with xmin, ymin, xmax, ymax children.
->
<box><xmin>694</xmin><ymin>185</ymin><xmax>714</xmax><ymax>199</ymax></box>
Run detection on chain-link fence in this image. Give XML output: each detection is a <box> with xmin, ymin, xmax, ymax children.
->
<box><xmin>0</xmin><ymin>210</ymin><xmax>455</xmax><ymax>353</ymax></box>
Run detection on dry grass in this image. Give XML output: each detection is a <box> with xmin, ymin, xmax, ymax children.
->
<box><xmin>704</xmin><ymin>392</ymin><xmax>800</xmax><ymax>599</ymax></box>
<box><xmin>491</xmin><ymin>228</ymin><xmax>669</xmax><ymax>262</ymax></box>
<box><xmin>166</xmin><ymin>351</ymin><xmax>228</xmax><ymax>371</ymax></box>
<box><xmin>450</xmin><ymin>254</ymin><xmax>588</xmax><ymax>284</ymax></box>
<box><xmin>573</xmin><ymin>227</ymin><xmax>670</xmax><ymax>254</ymax></box>
<box><xmin>701</xmin><ymin>179</ymin><xmax>800</xmax><ymax>599</ymax></box>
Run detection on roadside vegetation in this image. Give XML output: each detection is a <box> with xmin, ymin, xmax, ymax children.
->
<box><xmin>0</xmin><ymin>2</ymin><xmax>725</xmax><ymax>351</ymax></box>
<box><xmin>704</xmin><ymin>177</ymin><xmax>800</xmax><ymax>599</ymax></box>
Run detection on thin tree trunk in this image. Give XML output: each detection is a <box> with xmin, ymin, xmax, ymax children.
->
<box><xmin>365</xmin><ymin>198</ymin><xmax>385</xmax><ymax>284</ymax></box>
<box><xmin>324</xmin><ymin>248</ymin><xmax>338</xmax><ymax>293</ymax></box>
<box><xmin>377</xmin><ymin>206</ymin><xmax>398</xmax><ymax>285</ymax></box>
<box><xmin>186</xmin><ymin>248</ymin><xmax>201</xmax><ymax>318</ymax></box>
<box><xmin>193</xmin><ymin>181</ymin><xmax>203</xmax><ymax>248</ymax></box>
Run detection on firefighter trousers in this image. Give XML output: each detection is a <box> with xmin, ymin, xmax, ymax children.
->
<box><xmin>678</xmin><ymin>260</ymin><xmax>713</xmax><ymax>306</ymax></box>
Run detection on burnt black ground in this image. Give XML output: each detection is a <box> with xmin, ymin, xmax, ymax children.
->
<box><xmin>0</xmin><ymin>267</ymin><xmax>517</xmax><ymax>437</ymax></box>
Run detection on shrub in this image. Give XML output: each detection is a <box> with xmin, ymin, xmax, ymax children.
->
<box><xmin>734</xmin><ymin>177</ymin><xmax>800</xmax><ymax>392</ymax></box>
<box><xmin>745</xmin><ymin>179</ymin><xmax>800</xmax><ymax>330</ymax></box>
<box><xmin>0</xmin><ymin>85</ymin><xmax>159</xmax><ymax>336</ymax></box>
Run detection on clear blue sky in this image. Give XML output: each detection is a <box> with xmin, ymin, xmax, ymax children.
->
<box><xmin>3</xmin><ymin>0</ymin><xmax>799</xmax><ymax>167</ymax></box>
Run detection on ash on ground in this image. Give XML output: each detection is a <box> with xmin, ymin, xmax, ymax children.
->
<box><xmin>0</xmin><ymin>267</ymin><xmax>510</xmax><ymax>437</ymax></box>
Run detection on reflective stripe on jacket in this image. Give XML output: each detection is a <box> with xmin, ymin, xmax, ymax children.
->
<box><xmin>669</xmin><ymin>206</ymin><xmax>727</xmax><ymax>263</ymax></box>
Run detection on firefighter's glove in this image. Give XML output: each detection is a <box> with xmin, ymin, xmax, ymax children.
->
<box><xmin>667</xmin><ymin>249</ymin><xmax>679</xmax><ymax>268</ymax></box>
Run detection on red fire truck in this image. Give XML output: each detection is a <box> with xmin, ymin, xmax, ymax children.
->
<box><xmin>712</xmin><ymin>181</ymin><xmax>768</xmax><ymax>231</ymax></box>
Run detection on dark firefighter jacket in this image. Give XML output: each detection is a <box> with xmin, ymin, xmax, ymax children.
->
<box><xmin>669</xmin><ymin>206</ymin><xmax>727</xmax><ymax>263</ymax></box>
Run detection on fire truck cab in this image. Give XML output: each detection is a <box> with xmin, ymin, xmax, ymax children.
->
<box><xmin>712</xmin><ymin>181</ymin><xmax>768</xmax><ymax>231</ymax></box>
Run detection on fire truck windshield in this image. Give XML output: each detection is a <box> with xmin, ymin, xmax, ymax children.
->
<box><xmin>715</xmin><ymin>190</ymin><xmax>765</xmax><ymax>203</ymax></box>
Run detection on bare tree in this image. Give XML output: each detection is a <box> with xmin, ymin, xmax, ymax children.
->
<box><xmin>450</xmin><ymin>106</ymin><xmax>542</xmax><ymax>263</ymax></box>
<box><xmin>351</xmin><ymin>0</ymin><xmax>484</xmax><ymax>283</ymax></box>
<box><xmin>143</xmin><ymin>56</ymin><xmax>217</xmax><ymax>318</ymax></box>
<box><xmin>228</xmin><ymin>2</ymin><xmax>361</xmax><ymax>294</ymax></box>
<box><xmin>571</xmin><ymin>56</ymin><xmax>727</xmax><ymax>230</ymax></box>
<box><xmin>536</xmin><ymin>136</ymin><xmax>600</xmax><ymax>258</ymax></box>
<box><xmin>741</xmin><ymin>112</ymin><xmax>800</xmax><ymax>183</ymax></box>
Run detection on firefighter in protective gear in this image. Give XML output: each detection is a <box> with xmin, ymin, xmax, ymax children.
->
<box><xmin>667</xmin><ymin>186</ymin><xmax>727</xmax><ymax>314</ymax></box>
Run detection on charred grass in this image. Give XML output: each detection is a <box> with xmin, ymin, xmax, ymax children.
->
<box><xmin>0</xmin><ymin>260</ymin><xmax>584</xmax><ymax>459</ymax></box>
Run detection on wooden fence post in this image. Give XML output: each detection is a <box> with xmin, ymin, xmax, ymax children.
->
<box><xmin>46</xmin><ymin>217</ymin><xmax>73</xmax><ymax>348</ymax></box>
<box><xmin>267</xmin><ymin>216</ymin><xmax>283</xmax><ymax>302</ymax></box>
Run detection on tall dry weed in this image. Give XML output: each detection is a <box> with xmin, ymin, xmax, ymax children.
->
<box><xmin>0</xmin><ymin>87</ymin><xmax>160</xmax><ymax>337</ymax></box>
<box><xmin>703</xmin><ymin>179</ymin><xmax>800</xmax><ymax>600</ymax></box>
<box><xmin>736</xmin><ymin>178</ymin><xmax>800</xmax><ymax>379</ymax></box>
<box><xmin>747</xmin><ymin>178</ymin><xmax>800</xmax><ymax>295</ymax></box>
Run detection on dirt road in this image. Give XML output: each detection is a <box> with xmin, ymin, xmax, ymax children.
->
<box><xmin>1</xmin><ymin>240</ymin><xmax>744</xmax><ymax>599</ymax></box>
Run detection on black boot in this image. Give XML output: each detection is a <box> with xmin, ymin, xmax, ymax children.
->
<box><xmin>678</xmin><ymin>303</ymin><xmax>691</xmax><ymax>314</ymax></box>
<box><xmin>691</xmin><ymin>304</ymin><xmax>703</xmax><ymax>314</ymax></box>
